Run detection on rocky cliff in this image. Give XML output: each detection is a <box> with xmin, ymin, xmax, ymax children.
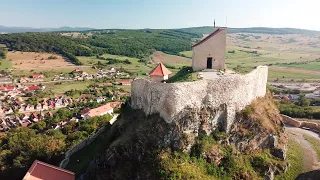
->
<box><xmin>84</xmin><ymin>93</ymin><xmax>287</xmax><ymax>180</ymax></box>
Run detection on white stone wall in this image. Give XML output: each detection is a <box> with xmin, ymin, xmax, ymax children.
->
<box><xmin>192</xmin><ymin>28</ymin><xmax>227</xmax><ymax>71</ymax></box>
<box><xmin>131</xmin><ymin>66</ymin><xmax>268</xmax><ymax>132</ymax></box>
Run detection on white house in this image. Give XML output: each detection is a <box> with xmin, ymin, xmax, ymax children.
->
<box><xmin>149</xmin><ymin>63</ymin><xmax>172</xmax><ymax>82</ymax></box>
<box><xmin>192</xmin><ymin>28</ymin><xmax>227</xmax><ymax>71</ymax></box>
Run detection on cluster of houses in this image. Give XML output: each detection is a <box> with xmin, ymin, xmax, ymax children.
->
<box><xmin>52</xmin><ymin>67</ymin><xmax>131</xmax><ymax>82</ymax></box>
<box><xmin>0</xmin><ymin>91</ymin><xmax>125</xmax><ymax>131</ymax></box>
<box><xmin>0</xmin><ymin>100</ymin><xmax>122</xmax><ymax>132</ymax></box>
<box><xmin>272</xmin><ymin>93</ymin><xmax>301</xmax><ymax>101</ymax></box>
<box><xmin>19</xmin><ymin>74</ymin><xmax>45</xmax><ymax>83</ymax></box>
<box><xmin>0</xmin><ymin>84</ymin><xmax>45</xmax><ymax>98</ymax></box>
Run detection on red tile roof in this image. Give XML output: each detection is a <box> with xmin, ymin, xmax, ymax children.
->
<box><xmin>192</xmin><ymin>28</ymin><xmax>226</xmax><ymax>48</ymax></box>
<box><xmin>115</xmin><ymin>79</ymin><xmax>132</xmax><ymax>85</ymax></box>
<box><xmin>32</xmin><ymin>74</ymin><xmax>44</xmax><ymax>79</ymax></box>
<box><xmin>149</xmin><ymin>63</ymin><xmax>172</xmax><ymax>77</ymax></box>
<box><xmin>23</xmin><ymin>160</ymin><xmax>75</xmax><ymax>180</ymax></box>
<box><xmin>0</xmin><ymin>86</ymin><xmax>15</xmax><ymax>91</ymax></box>
<box><xmin>109</xmin><ymin>101</ymin><xmax>122</xmax><ymax>108</ymax></box>
<box><xmin>28</xmin><ymin>85</ymin><xmax>39</xmax><ymax>91</ymax></box>
<box><xmin>87</xmin><ymin>103</ymin><xmax>113</xmax><ymax>118</ymax></box>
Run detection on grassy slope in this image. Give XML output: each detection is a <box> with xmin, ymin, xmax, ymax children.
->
<box><xmin>79</xmin><ymin>53</ymin><xmax>152</xmax><ymax>75</ymax></box>
<box><xmin>275</xmin><ymin>137</ymin><xmax>304</xmax><ymax>180</ymax></box>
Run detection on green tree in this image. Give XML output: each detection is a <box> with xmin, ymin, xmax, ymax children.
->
<box><xmin>299</xmin><ymin>95</ymin><xmax>310</xmax><ymax>107</ymax></box>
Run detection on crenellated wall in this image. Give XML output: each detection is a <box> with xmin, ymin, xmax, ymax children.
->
<box><xmin>131</xmin><ymin>66</ymin><xmax>268</xmax><ymax>132</ymax></box>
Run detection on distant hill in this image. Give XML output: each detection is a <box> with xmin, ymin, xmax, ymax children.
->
<box><xmin>0</xmin><ymin>25</ymin><xmax>94</xmax><ymax>33</ymax></box>
<box><xmin>177</xmin><ymin>26</ymin><xmax>320</xmax><ymax>35</ymax></box>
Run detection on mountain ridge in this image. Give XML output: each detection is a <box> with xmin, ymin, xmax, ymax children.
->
<box><xmin>1</xmin><ymin>25</ymin><xmax>320</xmax><ymax>35</ymax></box>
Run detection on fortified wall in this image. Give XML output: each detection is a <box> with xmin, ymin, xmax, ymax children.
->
<box><xmin>131</xmin><ymin>66</ymin><xmax>268</xmax><ymax>132</ymax></box>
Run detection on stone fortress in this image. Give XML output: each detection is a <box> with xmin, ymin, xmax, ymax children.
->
<box><xmin>131</xmin><ymin>27</ymin><xmax>268</xmax><ymax>133</ymax></box>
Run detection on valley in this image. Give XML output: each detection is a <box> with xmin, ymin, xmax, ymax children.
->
<box><xmin>0</xmin><ymin>26</ymin><xmax>319</xmax><ymax>179</ymax></box>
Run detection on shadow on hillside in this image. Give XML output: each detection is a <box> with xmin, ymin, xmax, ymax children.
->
<box><xmin>167</xmin><ymin>66</ymin><xmax>193</xmax><ymax>83</ymax></box>
<box><xmin>296</xmin><ymin>170</ymin><xmax>320</xmax><ymax>180</ymax></box>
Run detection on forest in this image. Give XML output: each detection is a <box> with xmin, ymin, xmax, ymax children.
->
<box><xmin>0</xmin><ymin>29</ymin><xmax>196</xmax><ymax>65</ymax></box>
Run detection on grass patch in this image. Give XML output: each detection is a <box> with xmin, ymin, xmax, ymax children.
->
<box><xmin>278</xmin><ymin>61</ymin><xmax>320</xmax><ymax>71</ymax></box>
<box><xmin>0</xmin><ymin>59</ymin><xmax>12</xmax><ymax>69</ymax></box>
<box><xmin>167</xmin><ymin>66</ymin><xmax>198</xmax><ymax>83</ymax></box>
<box><xmin>45</xmin><ymin>81</ymin><xmax>92</xmax><ymax>94</ymax></box>
<box><xmin>179</xmin><ymin>51</ymin><xmax>192</xmax><ymax>58</ymax></box>
<box><xmin>303</xmin><ymin>135</ymin><xmax>320</xmax><ymax>159</ymax></box>
<box><xmin>275</xmin><ymin>137</ymin><xmax>304</xmax><ymax>180</ymax></box>
<box><xmin>268</xmin><ymin>69</ymin><xmax>320</xmax><ymax>81</ymax></box>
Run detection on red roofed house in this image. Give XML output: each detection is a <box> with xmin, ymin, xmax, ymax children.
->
<box><xmin>0</xmin><ymin>85</ymin><xmax>16</xmax><ymax>92</ymax></box>
<box><xmin>28</xmin><ymin>85</ymin><xmax>39</xmax><ymax>91</ymax></box>
<box><xmin>115</xmin><ymin>79</ymin><xmax>132</xmax><ymax>86</ymax></box>
<box><xmin>83</xmin><ymin>103</ymin><xmax>114</xmax><ymax>120</ymax></box>
<box><xmin>32</xmin><ymin>74</ymin><xmax>44</xmax><ymax>79</ymax></box>
<box><xmin>149</xmin><ymin>63</ymin><xmax>172</xmax><ymax>82</ymax></box>
<box><xmin>23</xmin><ymin>160</ymin><xmax>75</xmax><ymax>180</ymax></box>
<box><xmin>192</xmin><ymin>28</ymin><xmax>227</xmax><ymax>71</ymax></box>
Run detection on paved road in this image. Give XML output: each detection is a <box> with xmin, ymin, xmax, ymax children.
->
<box><xmin>285</xmin><ymin>126</ymin><xmax>320</xmax><ymax>171</ymax></box>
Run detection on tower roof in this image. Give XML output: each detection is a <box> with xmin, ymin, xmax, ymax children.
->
<box><xmin>149</xmin><ymin>63</ymin><xmax>172</xmax><ymax>77</ymax></box>
<box><xmin>192</xmin><ymin>28</ymin><xmax>226</xmax><ymax>48</ymax></box>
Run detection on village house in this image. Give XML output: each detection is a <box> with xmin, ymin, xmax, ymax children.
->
<box><xmin>82</xmin><ymin>102</ymin><xmax>120</xmax><ymax>120</ymax></box>
<box><xmin>192</xmin><ymin>28</ymin><xmax>227</xmax><ymax>71</ymax></box>
<box><xmin>149</xmin><ymin>63</ymin><xmax>172</xmax><ymax>82</ymax></box>
<box><xmin>32</xmin><ymin>74</ymin><xmax>44</xmax><ymax>80</ymax></box>
<box><xmin>0</xmin><ymin>85</ymin><xmax>16</xmax><ymax>92</ymax></box>
<box><xmin>54</xmin><ymin>121</ymin><xmax>68</xmax><ymax>130</ymax></box>
<box><xmin>0</xmin><ymin>76</ymin><xmax>12</xmax><ymax>84</ymax></box>
<box><xmin>23</xmin><ymin>160</ymin><xmax>75</xmax><ymax>180</ymax></box>
<box><xmin>115</xmin><ymin>79</ymin><xmax>132</xmax><ymax>86</ymax></box>
<box><xmin>96</xmin><ymin>96</ymin><xmax>106</xmax><ymax>103</ymax></box>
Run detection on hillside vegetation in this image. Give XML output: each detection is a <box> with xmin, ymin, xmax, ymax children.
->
<box><xmin>81</xmin><ymin>94</ymin><xmax>288</xmax><ymax>179</ymax></box>
<box><xmin>0</xmin><ymin>30</ymin><xmax>195</xmax><ymax>65</ymax></box>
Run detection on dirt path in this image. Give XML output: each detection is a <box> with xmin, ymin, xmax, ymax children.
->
<box><xmin>285</xmin><ymin>126</ymin><xmax>320</xmax><ymax>171</ymax></box>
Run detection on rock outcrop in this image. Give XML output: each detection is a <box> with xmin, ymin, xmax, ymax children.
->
<box><xmin>84</xmin><ymin>93</ymin><xmax>287</xmax><ymax>180</ymax></box>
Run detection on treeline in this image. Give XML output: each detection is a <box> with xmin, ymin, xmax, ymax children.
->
<box><xmin>278</xmin><ymin>95</ymin><xmax>320</xmax><ymax>119</ymax></box>
<box><xmin>0</xmin><ymin>33</ymin><xmax>90</xmax><ymax>65</ymax></box>
<box><xmin>0</xmin><ymin>48</ymin><xmax>7</xmax><ymax>59</ymax></box>
<box><xmin>0</xmin><ymin>29</ymin><xmax>195</xmax><ymax>65</ymax></box>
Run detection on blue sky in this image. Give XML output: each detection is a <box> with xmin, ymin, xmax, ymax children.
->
<box><xmin>1</xmin><ymin>0</ymin><xmax>319</xmax><ymax>30</ymax></box>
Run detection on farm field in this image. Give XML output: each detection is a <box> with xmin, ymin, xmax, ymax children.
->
<box><xmin>152</xmin><ymin>51</ymin><xmax>191</xmax><ymax>68</ymax></box>
<box><xmin>7</xmin><ymin>51</ymin><xmax>77</xmax><ymax>70</ymax></box>
<box><xmin>277</xmin><ymin>61</ymin><xmax>320</xmax><ymax>71</ymax></box>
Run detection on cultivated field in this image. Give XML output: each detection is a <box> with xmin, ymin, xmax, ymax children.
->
<box><xmin>7</xmin><ymin>51</ymin><xmax>77</xmax><ymax>70</ymax></box>
<box><xmin>152</xmin><ymin>51</ymin><xmax>191</xmax><ymax>68</ymax></box>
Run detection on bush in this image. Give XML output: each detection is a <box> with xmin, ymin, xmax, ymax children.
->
<box><xmin>47</xmin><ymin>55</ymin><xmax>58</xmax><ymax>60</ymax></box>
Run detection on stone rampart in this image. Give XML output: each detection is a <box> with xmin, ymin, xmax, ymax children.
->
<box><xmin>281</xmin><ymin>114</ymin><xmax>320</xmax><ymax>132</ymax></box>
<box><xmin>131</xmin><ymin>66</ymin><xmax>268</xmax><ymax>131</ymax></box>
